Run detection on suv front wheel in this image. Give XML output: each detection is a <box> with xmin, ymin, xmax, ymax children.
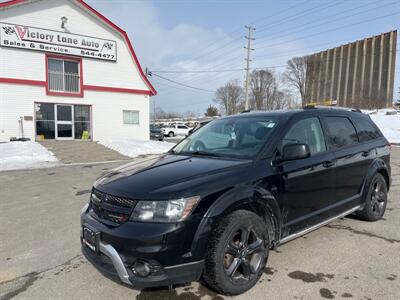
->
<box><xmin>203</xmin><ymin>210</ymin><xmax>269</xmax><ymax>295</ymax></box>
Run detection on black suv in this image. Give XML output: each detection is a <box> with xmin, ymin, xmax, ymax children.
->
<box><xmin>81</xmin><ymin>107</ymin><xmax>391</xmax><ymax>295</ymax></box>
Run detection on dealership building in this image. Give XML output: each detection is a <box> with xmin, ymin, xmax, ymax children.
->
<box><xmin>0</xmin><ymin>0</ymin><xmax>156</xmax><ymax>142</ymax></box>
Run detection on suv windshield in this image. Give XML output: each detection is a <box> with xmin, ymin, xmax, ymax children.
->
<box><xmin>171</xmin><ymin>116</ymin><xmax>279</xmax><ymax>159</ymax></box>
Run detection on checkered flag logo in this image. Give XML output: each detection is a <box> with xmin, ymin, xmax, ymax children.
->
<box><xmin>102</xmin><ymin>42</ymin><xmax>113</xmax><ymax>50</ymax></box>
<box><xmin>2</xmin><ymin>26</ymin><xmax>16</xmax><ymax>35</ymax></box>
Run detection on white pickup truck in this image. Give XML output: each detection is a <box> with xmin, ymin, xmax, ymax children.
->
<box><xmin>161</xmin><ymin>125</ymin><xmax>191</xmax><ymax>137</ymax></box>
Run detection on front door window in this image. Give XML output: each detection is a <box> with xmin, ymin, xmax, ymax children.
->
<box><xmin>56</xmin><ymin>105</ymin><xmax>73</xmax><ymax>139</ymax></box>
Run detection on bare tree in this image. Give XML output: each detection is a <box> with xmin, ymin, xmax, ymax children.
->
<box><xmin>214</xmin><ymin>80</ymin><xmax>243</xmax><ymax>115</ymax></box>
<box><xmin>250</xmin><ymin>69</ymin><xmax>275</xmax><ymax>110</ymax></box>
<box><xmin>283</xmin><ymin>56</ymin><xmax>308</xmax><ymax>106</ymax></box>
<box><xmin>249</xmin><ymin>69</ymin><xmax>291</xmax><ymax>110</ymax></box>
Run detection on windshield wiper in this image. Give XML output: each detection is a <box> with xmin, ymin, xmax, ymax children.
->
<box><xmin>181</xmin><ymin>151</ymin><xmax>220</xmax><ymax>157</ymax></box>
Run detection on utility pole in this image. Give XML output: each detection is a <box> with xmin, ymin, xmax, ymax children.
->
<box><xmin>244</xmin><ymin>25</ymin><xmax>255</xmax><ymax>111</ymax></box>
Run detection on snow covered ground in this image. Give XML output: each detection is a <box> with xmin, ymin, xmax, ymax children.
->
<box><xmin>366</xmin><ymin>109</ymin><xmax>400</xmax><ymax>144</ymax></box>
<box><xmin>99</xmin><ymin>139</ymin><xmax>175</xmax><ymax>158</ymax></box>
<box><xmin>0</xmin><ymin>141</ymin><xmax>59</xmax><ymax>171</ymax></box>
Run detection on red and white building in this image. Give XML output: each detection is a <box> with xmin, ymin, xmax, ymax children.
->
<box><xmin>0</xmin><ymin>0</ymin><xmax>156</xmax><ymax>142</ymax></box>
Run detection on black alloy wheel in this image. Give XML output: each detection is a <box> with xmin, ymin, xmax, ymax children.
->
<box><xmin>203</xmin><ymin>210</ymin><xmax>269</xmax><ymax>295</ymax></box>
<box><xmin>356</xmin><ymin>173</ymin><xmax>388</xmax><ymax>221</ymax></box>
<box><xmin>223</xmin><ymin>226</ymin><xmax>265</xmax><ymax>284</ymax></box>
<box><xmin>370</xmin><ymin>179</ymin><xmax>387</xmax><ymax>218</ymax></box>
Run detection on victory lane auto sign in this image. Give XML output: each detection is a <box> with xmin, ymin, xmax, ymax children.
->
<box><xmin>0</xmin><ymin>23</ymin><xmax>117</xmax><ymax>61</ymax></box>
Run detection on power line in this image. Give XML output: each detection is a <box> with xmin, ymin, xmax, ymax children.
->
<box><xmin>150</xmin><ymin>10</ymin><xmax>399</xmax><ymax>93</ymax></box>
<box><xmin>177</xmin><ymin>2</ymin><xmax>337</xmax><ymax>69</ymax></box>
<box><xmin>253</xmin><ymin>33</ymin><xmax>400</xmax><ymax>62</ymax></box>
<box><xmin>150</xmin><ymin>73</ymin><xmax>215</xmax><ymax>93</ymax></box>
<box><xmin>255</xmin><ymin>1</ymin><xmax>340</xmax><ymax>35</ymax></box>
<box><xmin>150</xmin><ymin>68</ymin><xmax>244</xmax><ymax>74</ymax></box>
<box><xmin>254</xmin><ymin>1</ymin><xmax>397</xmax><ymax>48</ymax></box>
<box><xmin>256</xmin><ymin>11</ymin><xmax>400</xmax><ymax>50</ymax></box>
<box><xmin>196</xmin><ymin>10</ymin><xmax>399</xmax><ymax>74</ymax></box>
<box><xmin>198</xmin><ymin>2</ymin><xmax>398</xmax><ymax>73</ymax></box>
<box><xmin>148</xmin><ymin>1</ymin><xmax>396</xmax><ymax>89</ymax></box>
<box><xmin>168</xmin><ymin>0</ymin><xmax>310</xmax><ymax>64</ymax></box>
<box><xmin>147</xmin><ymin>1</ymin><xmax>329</xmax><ymax>76</ymax></box>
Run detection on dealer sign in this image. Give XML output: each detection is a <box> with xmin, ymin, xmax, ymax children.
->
<box><xmin>0</xmin><ymin>23</ymin><xmax>117</xmax><ymax>61</ymax></box>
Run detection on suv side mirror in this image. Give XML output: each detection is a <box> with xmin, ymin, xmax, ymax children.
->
<box><xmin>281</xmin><ymin>143</ymin><xmax>311</xmax><ymax>161</ymax></box>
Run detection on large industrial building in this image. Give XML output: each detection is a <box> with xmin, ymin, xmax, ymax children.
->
<box><xmin>0</xmin><ymin>0</ymin><xmax>156</xmax><ymax>142</ymax></box>
<box><xmin>305</xmin><ymin>31</ymin><xmax>397</xmax><ymax>109</ymax></box>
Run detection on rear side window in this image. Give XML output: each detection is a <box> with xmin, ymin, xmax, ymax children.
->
<box><xmin>325</xmin><ymin>116</ymin><xmax>358</xmax><ymax>149</ymax></box>
<box><xmin>283</xmin><ymin>117</ymin><xmax>326</xmax><ymax>155</ymax></box>
<box><xmin>352</xmin><ymin>118</ymin><xmax>382</xmax><ymax>142</ymax></box>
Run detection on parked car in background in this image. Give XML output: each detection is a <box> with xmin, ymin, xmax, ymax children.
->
<box><xmin>81</xmin><ymin>106</ymin><xmax>390</xmax><ymax>295</ymax></box>
<box><xmin>150</xmin><ymin>126</ymin><xmax>164</xmax><ymax>141</ymax></box>
<box><xmin>162</xmin><ymin>124</ymin><xmax>191</xmax><ymax>137</ymax></box>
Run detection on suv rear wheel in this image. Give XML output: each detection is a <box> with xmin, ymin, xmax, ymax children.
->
<box><xmin>203</xmin><ymin>210</ymin><xmax>269</xmax><ymax>295</ymax></box>
<box><xmin>356</xmin><ymin>173</ymin><xmax>388</xmax><ymax>221</ymax></box>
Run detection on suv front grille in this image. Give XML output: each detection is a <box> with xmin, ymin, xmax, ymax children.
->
<box><xmin>90</xmin><ymin>188</ymin><xmax>137</xmax><ymax>224</ymax></box>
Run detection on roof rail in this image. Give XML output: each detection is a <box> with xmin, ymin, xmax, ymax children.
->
<box><xmin>241</xmin><ymin>110</ymin><xmax>251</xmax><ymax>113</ymax></box>
<box><xmin>304</xmin><ymin>105</ymin><xmax>361</xmax><ymax>113</ymax></box>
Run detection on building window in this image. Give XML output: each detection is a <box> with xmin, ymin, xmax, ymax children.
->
<box><xmin>74</xmin><ymin>106</ymin><xmax>91</xmax><ymax>139</ymax></box>
<box><xmin>35</xmin><ymin>103</ymin><xmax>55</xmax><ymax>139</ymax></box>
<box><xmin>47</xmin><ymin>57</ymin><xmax>81</xmax><ymax>94</ymax></box>
<box><xmin>123</xmin><ymin>110</ymin><xmax>139</xmax><ymax>125</ymax></box>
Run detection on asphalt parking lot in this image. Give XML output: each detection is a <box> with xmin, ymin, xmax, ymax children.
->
<box><xmin>0</xmin><ymin>148</ymin><xmax>399</xmax><ymax>300</ymax></box>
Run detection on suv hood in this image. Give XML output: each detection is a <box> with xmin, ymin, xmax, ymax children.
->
<box><xmin>94</xmin><ymin>154</ymin><xmax>250</xmax><ymax>198</ymax></box>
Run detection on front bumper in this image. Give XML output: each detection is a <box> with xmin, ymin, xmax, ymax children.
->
<box><xmin>80</xmin><ymin>203</ymin><xmax>204</xmax><ymax>288</ymax></box>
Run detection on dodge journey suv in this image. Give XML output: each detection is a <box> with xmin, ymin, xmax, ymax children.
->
<box><xmin>81</xmin><ymin>106</ymin><xmax>391</xmax><ymax>295</ymax></box>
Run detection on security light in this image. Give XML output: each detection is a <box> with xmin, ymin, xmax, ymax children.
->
<box><xmin>61</xmin><ymin>16</ymin><xmax>68</xmax><ymax>29</ymax></box>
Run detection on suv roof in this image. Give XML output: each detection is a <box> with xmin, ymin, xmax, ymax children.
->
<box><xmin>222</xmin><ymin>106</ymin><xmax>365</xmax><ymax>119</ymax></box>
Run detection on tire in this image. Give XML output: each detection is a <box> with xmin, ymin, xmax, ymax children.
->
<box><xmin>202</xmin><ymin>210</ymin><xmax>269</xmax><ymax>295</ymax></box>
<box><xmin>168</xmin><ymin>131</ymin><xmax>174</xmax><ymax>137</ymax></box>
<box><xmin>356</xmin><ymin>173</ymin><xmax>388</xmax><ymax>221</ymax></box>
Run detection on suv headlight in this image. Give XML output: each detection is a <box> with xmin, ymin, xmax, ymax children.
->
<box><xmin>130</xmin><ymin>196</ymin><xmax>200</xmax><ymax>223</ymax></box>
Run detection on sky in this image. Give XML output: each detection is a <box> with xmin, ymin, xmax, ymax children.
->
<box><xmin>84</xmin><ymin>0</ymin><xmax>399</xmax><ymax>116</ymax></box>
<box><xmin>3</xmin><ymin>0</ymin><xmax>399</xmax><ymax>115</ymax></box>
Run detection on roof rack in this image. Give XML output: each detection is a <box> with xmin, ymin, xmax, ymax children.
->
<box><xmin>304</xmin><ymin>105</ymin><xmax>361</xmax><ymax>113</ymax></box>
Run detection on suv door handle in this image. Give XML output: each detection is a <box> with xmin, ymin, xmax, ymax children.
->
<box><xmin>361</xmin><ymin>151</ymin><xmax>369</xmax><ymax>157</ymax></box>
<box><xmin>323</xmin><ymin>160</ymin><xmax>335</xmax><ymax>168</ymax></box>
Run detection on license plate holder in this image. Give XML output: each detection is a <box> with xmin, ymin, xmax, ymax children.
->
<box><xmin>82</xmin><ymin>225</ymin><xmax>100</xmax><ymax>253</ymax></box>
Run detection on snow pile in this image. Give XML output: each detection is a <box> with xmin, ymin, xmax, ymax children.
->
<box><xmin>0</xmin><ymin>141</ymin><xmax>58</xmax><ymax>171</ymax></box>
<box><xmin>99</xmin><ymin>139</ymin><xmax>175</xmax><ymax>158</ymax></box>
<box><xmin>366</xmin><ymin>109</ymin><xmax>400</xmax><ymax>144</ymax></box>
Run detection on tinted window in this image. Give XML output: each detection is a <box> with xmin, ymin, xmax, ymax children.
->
<box><xmin>352</xmin><ymin>118</ymin><xmax>382</xmax><ymax>142</ymax></box>
<box><xmin>178</xmin><ymin>125</ymin><xmax>187</xmax><ymax>129</ymax></box>
<box><xmin>283</xmin><ymin>117</ymin><xmax>326</xmax><ymax>155</ymax></box>
<box><xmin>35</xmin><ymin>103</ymin><xmax>54</xmax><ymax>121</ymax></box>
<box><xmin>325</xmin><ymin>116</ymin><xmax>358</xmax><ymax>149</ymax></box>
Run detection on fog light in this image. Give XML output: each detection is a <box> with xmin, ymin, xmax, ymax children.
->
<box><xmin>132</xmin><ymin>260</ymin><xmax>151</xmax><ymax>277</ymax></box>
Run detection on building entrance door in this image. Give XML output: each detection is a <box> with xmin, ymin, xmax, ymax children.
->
<box><xmin>55</xmin><ymin>104</ymin><xmax>74</xmax><ymax>140</ymax></box>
